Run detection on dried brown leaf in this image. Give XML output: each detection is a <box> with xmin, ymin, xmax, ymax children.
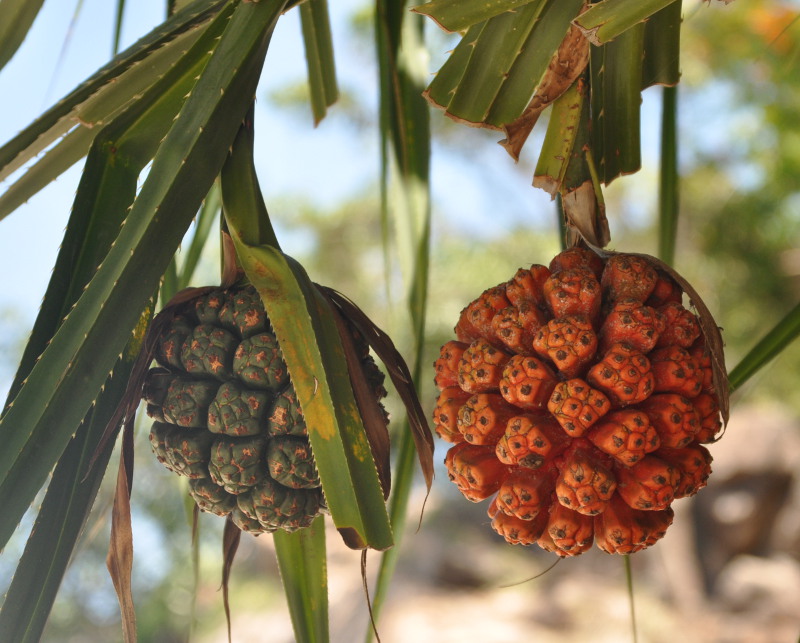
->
<box><xmin>222</xmin><ymin>517</ymin><xmax>242</xmax><ymax>643</ymax></box>
<box><xmin>319</xmin><ymin>286</ymin><xmax>435</xmax><ymax>493</ymax></box>
<box><xmin>221</xmin><ymin>229</ymin><xmax>244</xmax><ymax>288</ymax></box>
<box><xmin>499</xmin><ymin>17</ymin><xmax>590</xmax><ymax>161</ymax></box>
<box><xmin>562</xmin><ymin>178</ymin><xmax>610</xmax><ymax>248</ymax></box>
<box><xmin>361</xmin><ymin>550</ymin><xmax>382</xmax><ymax>643</ymax></box>
<box><xmin>106</xmin><ymin>425</ymin><xmax>136</xmax><ymax>643</ymax></box>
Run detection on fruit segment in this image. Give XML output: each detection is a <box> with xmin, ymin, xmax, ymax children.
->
<box><xmin>549</xmin><ymin>247</ymin><xmax>604</xmax><ymax>278</ymax></box>
<box><xmin>594</xmin><ymin>495</ymin><xmax>674</xmax><ymax>554</ymax></box>
<box><xmin>496</xmin><ymin>469</ymin><xmax>556</xmax><ymax>520</ymax></box>
<box><xmin>434</xmin><ymin>340</ymin><xmax>469</xmax><ymax>389</ymax></box>
<box><xmin>457</xmin><ymin>393</ymin><xmax>519</xmax><ymax>445</ymax></box>
<box><xmin>490</xmin><ymin>504</ymin><xmax>549</xmax><ymax>546</ymax></box>
<box><xmin>587</xmin><ymin>343</ymin><xmax>654</xmax><ymax>406</ymax></box>
<box><xmin>544</xmin><ymin>502</ymin><xmax>595</xmax><ymax>556</ymax></box>
<box><xmin>601</xmin><ymin>254</ymin><xmax>658</xmax><ymax>303</ymax></box>
<box><xmin>657</xmin><ymin>444</ymin><xmax>712</xmax><ymax>498</ymax></box>
<box><xmin>499</xmin><ymin>355</ymin><xmax>558</xmax><ymax>410</ymax></box>
<box><xmin>588</xmin><ymin>409</ymin><xmax>660</xmax><ymax>466</ymax></box>
<box><xmin>445</xmin><ymin>442</ymin><xmax>510</xmax><ymax>502</ymax></box>
<box><xmin>649</xmin><ymin>345</ymin><xmax>703</xmax><ymax>398</ymax></box>
<box><xmin>543</xmin><ymin>268</ymin><xmax>602</xmax><ymax>320</ymax></box>
<box><xmin>692</xmin><ymin>392</ymin><xmax>723</xmax><ymax>443</ymax></box>
<box><xmin>505</xmin><ymin>265</ymin><xmax>551</xmax><ymax>307</ymax></box>
<box><xmin>656</xmin><ymin>302</ymin><xmax>701</xmax><ymax>348</ymax></box>
<box><xmin>458</xmin><ymin>338</ymin><xmax>511</xmax><ymax>393</ymax></box>
<box><xmin>455</xmin><ymin>285</ymin><xmax>510</xmax><ymax>344</ymax></box>
<box><xmin>547</xmin><ymin>378</ymin><xmax>611</xmax><ymax>437</ymax></box>
<box><xmin>491</xmin><ymin>302</ymin><xmax>546</xmax><ymax>355</ymax></box>
<box><xmin>599</xmin><ymin>300</ymin><xmax>665</xmax><ymax>353</ymax></box>
<box><xmin>533</xmin><ymin>315</ymin><xmax>598</xmax><ymax>377</ymax></box>
<box><xmin>637</xmin><ymin>393</ymin><xmax>699</xmax><ymax>448</ymax></box>
<box><xmin>615</xmin><ymin>455</ymin><xmax>679</xmax><ymax>511</ymax></box>
<box><xmin>555</xmin><ymin>443</ymin><xmax>617</xmax><ymax>515</ymax></box>
<box><xmin>495</xmin><ymin>415</ymin><xmax>570</xmax><ymax>469</ymax></box>
<box><xmin>433</xmin><ymin>387</ymin><xmax>471</xmax><ymax>443</ymax></box>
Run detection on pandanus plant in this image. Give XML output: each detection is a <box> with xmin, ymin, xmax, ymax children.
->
<box><xmin>0</xmin><ymin>0</ymin><xmax>798</xmax><ymax>642</ymax></box>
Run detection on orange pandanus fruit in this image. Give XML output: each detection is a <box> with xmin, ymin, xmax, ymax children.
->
<box><xmin>434</xmin><ymin>248</ymin><xmax>726</xmax><ymax>556</ymax></box>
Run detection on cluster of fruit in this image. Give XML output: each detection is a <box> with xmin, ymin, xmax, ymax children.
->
<box><xmin>433</xmin><ymin>248</ymin><xmax>723</xmax><ymax>556</ymax></box>
<box><xmin>144</xmin><ymin>285</ymin><xmax>385</xmax><ymax>534</ymax></box>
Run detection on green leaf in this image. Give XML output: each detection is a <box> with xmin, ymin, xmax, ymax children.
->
<box><xmin>221</xmin><ymin>116</ymin><xmax>393</xmax><ymax>551</ymax></box>
<box><xmin>0</xmin><ymin>0</ymin><xmax>285</xmax><ymax>552</ymax></box>
<box><xmin>113</xmin><ymin>0</ymin><xmax>127</xmax><ymax>55</ymax></box>
<box><xmin>0</xmin><ymin>344</ymin><xmax>146</xmax><ymax>642</ymax></box>
<box><xmin>299</xmin><ymin>0</ymin><xmax>338</xmax><ymax>125</ymax></box>
<box><xmin>0</xmin><ymin>0</ymin><xmax>46</xmax><ymax>72</ymax></box>
<box><xmin>424</xmin><ymin>0</ymin><xmax>585</xmax><ymax>128</ymax></box>
<box><xmin>534</xmin><ymin>76</ymin><xmax>609</xmax><ymax>247</ymax></box>
<box><xmin>590</xmin><ymin>22</ymin><xmax>644</xmax><ymax>184</ymax></box>
<box><xmin>533</xmin><ymin>78</ymin><xmax>586</xmax><ymax>197</ymax></box>
<box><xmin>728</xmin><ymin>301</ymin><xmax>800</xmax><ymax>392</ymax></box>
<box><xmin>641</xmin><ymin>0</ymin><xmax>681</xmax><ymax>88</ymax></box>
<box><xmin>573</xmin><ymin>0</ymin><xmax>679</xmax><ymax>46</ymax></box>
<box><xmin>412</xmin><ymin>0</ymin><xmax>537</xmax><ymax>34</ymax></box>
<box><xmin>0</xmin><ymin>0</ymin><xmax>227</xmax><ymax>201</ymax></box>
<box><xmin>273</xmin><ymin>516</ymin><xmax>329</xmax><ymax>643</ymax></box>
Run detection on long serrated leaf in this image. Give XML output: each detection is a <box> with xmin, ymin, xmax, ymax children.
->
<box><xmin>534</xmin><ymin>75</ymin><xmax>609</xmax><ymax>247</ymax></box>
<box><xmin>234</xmin><ymin>242</ymin><xmax>395</xmax><ymax>551</ymax></box>
<box><xmin>573</xmin><ymin>0</ymin><xmax>678</xmax><ymax>45</ymax></box>
<box><xmin>485</xmin><ymin>0</ymin><xmax>585</xmax><ymax>127</ymax></box>
<box><xmin>728</xmin><ymin>301</ymin><xmax>800</xmax><ymax>392</ymax></box>
<box><xmin>273</xmin><ymin>516</ymin><xmax>329</xmax><ymax>643</ymax></box>
<box><xmin>0</xmin><ymin>345</ymin><xmax>146</xmax><ymax>642</ymax></box>
<box><xmin>221</xmin><ymin>116</ymin><xmax>393</xmax><ymax>551</ymax></box>
<box><xmin>0</xmin><ymin>0</ymin><xmax>284</xmax><ymax>551</ymax></box>
<box><xmin>590</xmin><ymin>22</ymin><xmax>644</xmax><ymax>184</ymax></box>
<box><xmin>3</xmin><ymin>3</ymin><xmax>230</xmax><ymax>415</ymax></box>
<box><xmin>0</xmin><ymin>0</ymin><xmax>46</xmax><ymax>72</ymax></box>
<box><xmin>411</xmin><ymin>0</ymin><xmax>537</xmax><ymax>34</ymax></box>
<box><xmin>424</xmin><ymin>0</ymin><xmax>585</xmax><ymax>128</ymax></box>
<box><xmin>0</xmin><ymin>127</ymin><xmax>96</xmax><ymax>220</ymax></box>
<box><xmin>0</xmin><ymin>0</ymin><xmax>226</xmax><ymax>188</ymax></box>
<box><xmin>641</xmin><ymin>0</ymin><xmax>681</xmax><ymax>88</ymax></box>
<box><xmin>299</xmin><ymin>0</ymin><xmax>338</xmax><ymax>125</ymax></box>
<box><xmin>499</xmin><ymin>17</ymin><xmax>589</xmax><ymax>161</ymax></box>
<box><xmin>533</xmin><ymin>78</ymin><xmax>585</xmax><ymax>196</ymax></box>
<box><xmin>438</xmin><ymin>2</ymin><xmax>546</xmax><ymax>125</ymax></box>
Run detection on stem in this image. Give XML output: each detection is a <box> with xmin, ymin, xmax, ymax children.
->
<box><xmin>658</xmin><ymin>85</ymin><xmax>678</xmax><ymax>265</ymax></box>
<box><xmin>624</xmin><ymin>555</ymin><xmax>639</xmax><ymax>643</ymax></box>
